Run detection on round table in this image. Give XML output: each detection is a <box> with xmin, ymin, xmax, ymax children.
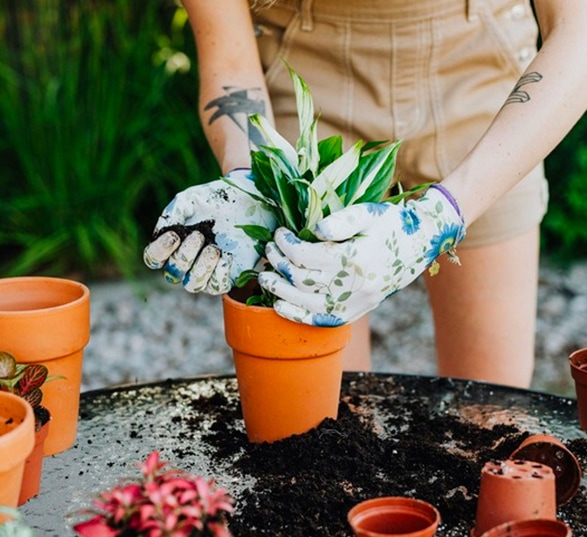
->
<box><xmin>20</xmin><ymin>373</ymin><xmax>586</xmax><ymax>536</ymax></box>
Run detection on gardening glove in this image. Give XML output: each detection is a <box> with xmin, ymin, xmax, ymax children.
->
<box><xmin>258</xmin><ymin>184</ymin><xmax>466</xmax><ymax>326</ymax></box>
<box><xmin>143</xmin><ymin>168</ymin><xmax>276</xmax><ymax>295</ymax></box>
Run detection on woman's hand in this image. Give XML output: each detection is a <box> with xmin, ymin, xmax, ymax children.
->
<box><xmin>143</xmin><ymin>169</ymin><xmax>275</xmax><ymax>294</ymax></box>
<box><xmin>259</xmin><ymin>185</ymin><xmax>465</xmax><ymax>325</ymax></box>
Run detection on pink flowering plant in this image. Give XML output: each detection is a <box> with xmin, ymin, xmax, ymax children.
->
<box><xmin>73</xmin><ymin>451</ymin><xmax>234</xmax><ymax>537</ymax></box>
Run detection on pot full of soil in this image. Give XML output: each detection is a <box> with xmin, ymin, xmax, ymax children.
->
<box><xmin>222</xmin><ymin>292</ymin><xmax>351</xmax><ymax>443</ymax></box>
<box><xmin>478</xmin><ymin>519</ymin><xmax>572</xmax><ymax>537</ymax></box>
<box><xmin>0</xmin><ymin>391</ymin><xmax>35</xmax><ymax>522</ymax></box>
<box><xmin>18</xmin><ymin>406</ymin><xmax>51</xmax><ymax>505</ymax></box>
<box><xmin>347</xmin><ymin>496</ymin><xmax>441</xmax><ymax>537</ymax></box>
<box><xmin>0</xmin><ymin>276</ymin><xmax>90</xmax><ymax>455</ymax></box>
<box><xmin>509</xmin><ymin>433</ymin><xmax>581</xmax><ymax>505</ymax></box>
<box><xmin>472</xmin><ymin>459</ymin><xmax>557</xmax><ymax>537</ymax></box>
<box><xmin>568</xmin><ymin>347</ymin><xmax>587</xmax><ymax>432</ymax></box>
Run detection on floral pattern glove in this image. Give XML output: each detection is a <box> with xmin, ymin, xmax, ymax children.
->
<box><xmin>143</xmin><ymin>169</ymin><xmax>276</xmax><ymax>295</ymax></box>
<box><xmin>258</xmin><ymin>185</ymin><xmax>466</xmax><ymax>326</ymax></box>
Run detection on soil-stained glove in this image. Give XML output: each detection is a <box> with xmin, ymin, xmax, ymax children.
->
<box><xmin>258</xmin><ymin>184</ymin><xmax>466</xmax><ymax>325</ymax></box>
<box><xmin>143</xmin><ymin>169</ymin><xmax>276</xmax><ymax>295</ymax></box>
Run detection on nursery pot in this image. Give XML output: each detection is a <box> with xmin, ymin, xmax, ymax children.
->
<box><xmin>568</xmin><ymin>348</ymin><xmax>587</xmax><ymax>432</ymax></box>
<box><xmin>509</xmin><ymin>434</ymin><xmax>581</xmax><ymax>505</ymax></box>
<box><xmin>472</xmin><ymin>459</ymin><xmax>557</xmax><ymax>537</ymax></box>
<box><xmin>0</xmin><ymin>392</ymin><xmax>35</xmax><ymax>522</ymax></box>
<box><xmin>478</xmin><ymin>519</ymin><xmax>572</xmax><ymax>537</ymax></box>
<box><xmin>347</xmin><ymin>496</ymin><xmax>441</xmax><ymax>537</ymax></box>
<box><xmin>0</xmin><ymin>276</ymin><xmax>91</xmax><ymax>455</ymax></box>
<box><xmin>222</xmin><ymin>293</ymin><xmax>351</xmax><ymax>443</ymax></box>
<box><xmin>18</xmin><ymin>410</ymin><xmax>51</xmax><ymax>505</ymax></box>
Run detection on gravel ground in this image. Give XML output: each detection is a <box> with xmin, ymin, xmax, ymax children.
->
<box><xmin>82</xmin><ymin>259</ymin><xmax>587</xmax><ymax>398</ymax></box>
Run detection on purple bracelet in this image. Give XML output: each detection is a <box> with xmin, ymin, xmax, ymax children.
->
<box><xmin>429</xmin><ymin>184</ymin><xmax>464</xmax><ymax>222</ymax></box>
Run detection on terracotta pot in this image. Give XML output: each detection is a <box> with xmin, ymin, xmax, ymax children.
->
<box><xmin>569</xmin><ymin>348</ymin><xmax>587</xmax><ymax>432</ymax></box>
<box><xmin>478</xmin><ymin>518</ymin><xmax>572</xmax><ymax>537</ymax></box>
<box><xmin>509</xmin><ymin>434</ymin><xmax>581</xmax><ymax>505</ymax></box>
<box><xmin>222</xmin><ymin>294</ymin><xmax>351</xmax><ymax>443</ymax></box>
<box><xmin>0</xmin><ymin>392</ymin><xmax>35</xmax><ymax>522</ymax></box>
<box><xmin>0</xmin><ymin>276</ymin><xmax>91</xmax><ymax>455</ymax></box>
<box><xmin>347</xmin><ymin>496</ymin><xmax>441</xmax><ymax>537</ymax></box>
<box><xmin>472</xmin><ymin>459</ymin><xmax>557</xmax><ymax>537</ymax></box>
<box><xmin>18</xmin><ymin>412</ymin><xmax>51</xmax><ymax>505</ymax></box>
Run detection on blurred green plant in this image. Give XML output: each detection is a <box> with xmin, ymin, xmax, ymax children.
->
<box><xmin>0</xmin><ymin>0</ymin><xmax>218</xmax><ymax>279</ymax></box>
<box><xmin>542</xmin><ymin>114</ymin><xmax>587</xmax><ymax>262</ymax></box>
<box><xmin>0</xmin><ymin>1</ymin><xmax>585</xmax><ymax>282</ymax></box>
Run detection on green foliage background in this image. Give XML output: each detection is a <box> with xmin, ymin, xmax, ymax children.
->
<box><xmin>0</xmin><ymin>0</ymin><xmax>585</xmax><ymax>282</ymax></box>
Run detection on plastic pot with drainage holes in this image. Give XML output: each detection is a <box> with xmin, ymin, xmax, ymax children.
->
<box><xmin>471</xmin><ymin>459</ymin><xmax>557</xmax><ymax>537</ymax></box>
<box><xmin>509</xmin><ymin>433</ymin><xmax>581</xmax><ymax>505</ymax></box>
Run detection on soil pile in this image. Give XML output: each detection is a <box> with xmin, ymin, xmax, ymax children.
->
<box><xmin>183</xmin><ymin>374</ymin><xmax>587</xmax><ymax>537</ymax></box>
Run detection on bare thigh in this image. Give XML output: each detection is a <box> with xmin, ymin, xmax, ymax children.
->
<box><xmin>424</xmin><ymin>227</ymin><xmax>540</xmax><ymax>388</ymax></box>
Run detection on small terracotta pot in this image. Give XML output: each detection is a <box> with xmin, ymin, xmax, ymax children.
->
<box><xmin>223</xmin><ymin>294</ymin><xmax>351</xmax><ymax>443</ymax></box>
<box><xmin>0</xmin><ymin>276</ymin><xmax>90</xmax><ymax>455</ymax></box>
<box><xmin>569</xmin><ymin>348</ymin><xmax>587</xmax><ymax>432</ymax></box>
<box><xmin>478</xmin><ymin>519</ymin><xmax>572</xmax><ymax>537</ymax></box>
<box><xmin>472</xmin><ymin>459</ymin><xmax>557</xmax><ymax>537</ymax></box>
<box><xmin>347</xmin><ymin>496</ymin><xmax>441</xmax><ymax>537</ymax></box>
<box><xmin>510</xmin><ymin>434</ymin><xmax>581</xmax><ymax>505</ymax></box>
<box><xmin>18</xmin><ymin>414</ymin><xmax>51</xmax><ymax>505</ymax></box>
<box><xmin>0</xmin><ymin>392</ymin><xmax>35</xmax><ymax>522</ymax></box>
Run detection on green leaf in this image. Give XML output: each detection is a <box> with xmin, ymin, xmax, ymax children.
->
<box><xmin>347</xmin><ymin>140</ymin><xmax>401</xmax><ymax>205</ymax></box>
<box><xmin>0</xmin><ymin>352</ymin><xmax>17</xmax><ymax>379</ymax></box>
<box><xmin>312</xmin><ymin>140</ymin><xmax>362</xmax><ymax>199</ymax></box>
<box><xmin>317</xmin><ymin>135</ymin><xmax>344</xmax><ymax>170</ymax></box>
<box><xmin>236</xmin><ymin>225</ymin><xmax>273</xmax><ymax>243</ymax></box>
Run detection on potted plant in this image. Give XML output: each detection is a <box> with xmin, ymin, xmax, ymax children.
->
<box><xmin>221</xmin><ymin>65</ymin><xmax>424</xmax><ymax>443</ymax></box>
<box><xmin>0</xmin><ymin>391</ymin><xmax>34</xmax><ymax>520</ymax></box>
<box><xmin>0</xmin><ymin>276</ymin><xmax>91</xmax><ymax>456</ymax></box>
<box><xmin>0</xmin><ymin>351</ymin><xmax>59</xmax><ymax>505</ymax></box>
<box><xmin>72</xmin><ymin>451</ymin><xmax>234</xmax><ymax>537</ymax></box>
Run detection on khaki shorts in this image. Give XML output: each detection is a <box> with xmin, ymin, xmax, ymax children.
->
<box><xmin>254</xmin><ymin>0</ymin><xmax>549</xmax><ymax>247</ymax></box>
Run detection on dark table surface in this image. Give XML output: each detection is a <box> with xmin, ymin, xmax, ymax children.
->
<box><xmin>20</xmin><ymin>373</ymin><xmax>586</xmax><ymax>536</ymax></box>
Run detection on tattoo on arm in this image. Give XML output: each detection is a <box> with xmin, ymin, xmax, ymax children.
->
<box><xmin>204</xmin><ymin>87</ymin><xmax>266</xmax><ymax>146</ymax></box>
<box><xmin>504</xmin><ymin>72</ymin><xmax>543</xmax><ymax>105</ymax></box>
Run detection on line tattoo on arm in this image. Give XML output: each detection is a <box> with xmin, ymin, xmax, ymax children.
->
<box><xmin>504</xmin><ymin>72</ymin><xmax>543</xmax><ymax>105</ymax></box>
<box><xmin>204</xmin><ymin>87</ymin><xmax>266</xmax><ymax>146</ymax></box>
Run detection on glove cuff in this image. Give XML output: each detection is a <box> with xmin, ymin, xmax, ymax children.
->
<box><xmin>226</xmin><ymin>168</ymin><xmax>253</xmax><ymax>181</ymax></box>
<box><xmin>428</xmin><ymin>183</ymin><xmax>464</xmax><ymax>224</ymax></box>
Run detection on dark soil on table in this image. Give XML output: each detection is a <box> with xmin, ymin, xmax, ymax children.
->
<box><xmin>188</xmin><ymin>375</ymin><xmax>587</xmax><ymax>537</ymax></box>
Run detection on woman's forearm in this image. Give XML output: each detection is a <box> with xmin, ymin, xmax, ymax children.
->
<box><xmin>443</xmin><ymin>0</ymin><xmax>587</xmax><ymax>226</ymax></box>
<box><xmin>182</xmin><ymin>0</ymin><xmax>273</xmax><ymax>174</ymax></box>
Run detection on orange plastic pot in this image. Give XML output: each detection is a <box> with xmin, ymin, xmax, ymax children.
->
<box><xmin>0</xmin><ymin>276</ymin><xmax>90</xmax><ymax>455</ymax></box>
<box><xmin>223</xmin><ymin>294</ymin><xmax>351</xmax><ymax>443</ymax></box>
<box><xmin>509</xmin><ymin>434</ymin><xmax>581</xmax><ymax>505</ymax></box>
<box><xmin>18</xmin><ymin>416</ymin><xmax>50</xmax><ymax>505</ymax></box>
<box><xmin>478</xmin><ymin>519</ymin><xmax>572</xmax><ymax>537</ymax></box>
<box><xmin>569</xmin><ymin>348</ymin><xmax>587</xmax><ymax>432</ymax></box>
<box><xmin>0</xmin><ymin>392</ymin><xmax>35</xmax><ymax>522</ymax></box>
<box><xmin>347</xmin><ymin>497</ymin><xmax>441</xmax><ymax>537</ymax></box>
<box><xmin>472</xmin><ymin>459</ymin><xmax>557</xmax><ymax>537</ymax></box>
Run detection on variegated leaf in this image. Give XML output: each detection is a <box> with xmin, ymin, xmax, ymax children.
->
<box><xmin>249</xmin><ymin>114</ymin><xmax>299</xmax><ymax>169</ymax></box>
<box><xmin>312</xmin><ymin>140</ymin><xmax>362</xmax><ymax>198</ymax></box>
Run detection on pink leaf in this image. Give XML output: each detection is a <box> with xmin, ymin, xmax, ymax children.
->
<box><xmin>24</xmin><ymin>388</ymin><xmax>43</xmax><ymax>408</ymax></box>
<box><xmin>72</xmin><ymin>516</ymin><xmax>117</xmax><ymax>537</ymax></box>
<box><xmin>16</xmin><ymin>364</ymin><xmax>48</xmax><ymax>395</ymax></box>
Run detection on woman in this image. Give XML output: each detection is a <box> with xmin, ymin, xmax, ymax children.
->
<box><xmin>144</xmin><ymin>0</ymin><xmax>587</xmax><ymax>388</ymax></box>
